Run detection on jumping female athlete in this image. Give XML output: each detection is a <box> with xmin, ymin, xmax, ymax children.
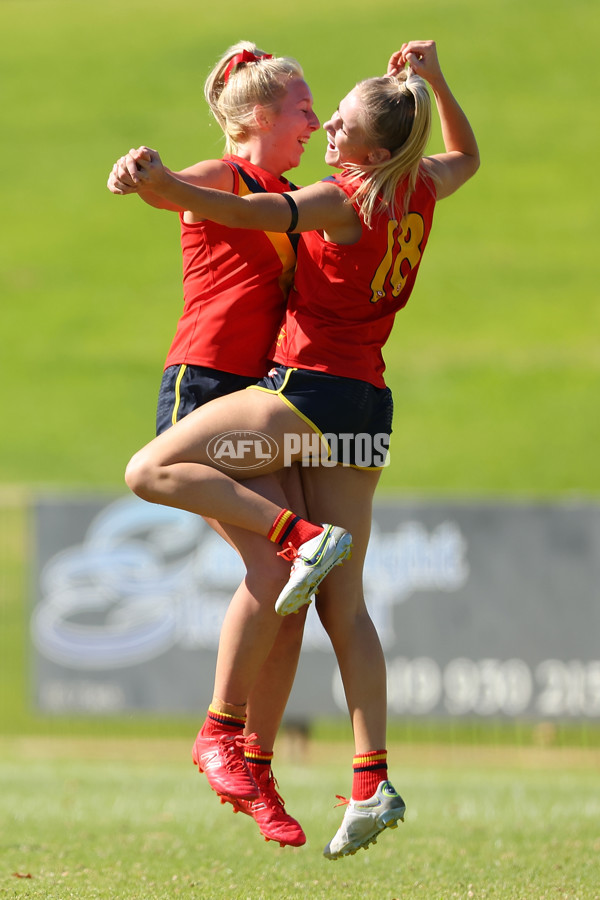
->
<box><xmin>108</xmin><ymin>41</ymin><xmax>329</xmax><ymax>848</ymax></box>
<box><xmin>118</xmin><ymin>40</ymin><xmax>479</xmax><ymax>858</ymax></box>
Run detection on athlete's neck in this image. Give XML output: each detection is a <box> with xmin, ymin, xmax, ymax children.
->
<box><xmin>234</xmin><ymin>140</ymin><xmax>287</xmax><ymax>180</ymax></box>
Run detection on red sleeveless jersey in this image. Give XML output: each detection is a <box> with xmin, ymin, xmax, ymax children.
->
<box><xmin>164</xmin><ymin>155</ymin><xmax>298</xmax><ymax>377</ymax></box>
<box><xmin>273</xmin><ymin>169</ymin><xmax>437</xmax><ymax>388</ymax></box>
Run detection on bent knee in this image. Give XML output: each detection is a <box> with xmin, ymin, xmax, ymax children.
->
<box><xmin>124</xmin><ymin>450</ymin><xmax>160</xmax><ymax>501</ymax></box>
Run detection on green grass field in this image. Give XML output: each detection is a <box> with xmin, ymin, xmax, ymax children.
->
<box><xmin>1</xmin><ymin>739</ymin><xmax>599</xmax><ymax>900</ymax></box>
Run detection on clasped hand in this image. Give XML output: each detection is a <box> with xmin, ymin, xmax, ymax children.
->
<box><xmin>107</xmin><ymin>146</ymin><xmax>164</xmax><ymax>195</ymax></box>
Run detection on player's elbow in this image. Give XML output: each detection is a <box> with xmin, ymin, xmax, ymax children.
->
<box><xmin>468</xmin><ymin>147</ymin><xmax>481</xmax><ymax>177</ymax></box>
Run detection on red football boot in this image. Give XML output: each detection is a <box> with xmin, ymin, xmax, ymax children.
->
<box><xmin>223</xmin><ymin>767</ymin><xmax>306</xmax><ymax>847</ymax></box>
<box><xmin>192</xmin><ymin>730</ymin><xmax>259</xmax><ymax>801</ymax></box>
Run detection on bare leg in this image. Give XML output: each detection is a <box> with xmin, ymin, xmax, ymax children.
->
<box><xmin>301</xmin><ymin>464</ymin><xmax>386</xmax><ymax>753</ymax></box>
<box><xmin>305</xmin><ymin>466</ymin><xmax>408</xmax><ymax>860</ymax></box>
<box><xmin>244</xmin><ymin>609</ymin><xmax>307</xmax><ymax>749</ymax></box>
<box><xmin>125</xmin><ymin>390</ymin><xmax>315</xmax><ymax>532</ymax></box>
<box><xmin>239</xmin><ymin>466</ymin><xmax>309</xmax><ymax>749</ymax></box>
<box><xmin>128</xmin><ymin>389</ymin><xmax>353</xmax><ymax>747</ymax></box>
<box><xmin>193</xmin><ymin>466</ymin><xmax>309</xmax><ymax>845</ymax></box>
<box><xmin>200</xmin><ymin>465</ymin><xmax>309</xmax><ymax>735</ymax></box>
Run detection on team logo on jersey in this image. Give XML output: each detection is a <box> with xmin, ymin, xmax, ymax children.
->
<box><xmin>207</xmin><ymin>430</ymin><xmax>279</xmax><ymax>470</ymax></box>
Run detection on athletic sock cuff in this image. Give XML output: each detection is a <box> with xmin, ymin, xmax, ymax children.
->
<box><xmin>245</xmin><ymin>746</ymin><xmax>274</xmax><ymax>766</ymax></box>
<box><xmin>268</xmin><ymin>509</ymin><xmax>298</xmax><ymax>544</ymax></box>
<box><xmin>353</xmin><ymin>750</ymin><xmax>388</xmax><ymax>773</ymax></box>
<box><xmin>207</xmin><ymin>705</ymin><xmax>246</xmax><ymax>730</ymax></box>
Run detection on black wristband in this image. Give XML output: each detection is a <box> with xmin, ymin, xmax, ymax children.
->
<box><xmin>282</xmin><ymin>192</ymin><xmax>299</xmax><ymax>233</ymax></box>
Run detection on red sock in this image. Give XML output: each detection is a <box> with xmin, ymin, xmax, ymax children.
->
<box><xmin>200</xmin><ymin>704</ymin><xmax>246</xmax><ymax>737</ymax></box>
<box><xmin>268</xmin><ymin>509</ymin><xmax>323</xmax><ymax>550</ymax></box>
<box><xmin>352</xmin><ymin>750</ymin><xmax>388</xmax><ymax>801</ymax></box>
<box><xmin>244</xmin><ymin>745</ymin><xmax>273</xmax><ymax>783</ymax></box>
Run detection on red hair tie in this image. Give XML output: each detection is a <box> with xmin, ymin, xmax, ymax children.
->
<box><xmin>223</xmin><ymin>50</ymin><xmax>273</xmax><ymax>84</ymax></box>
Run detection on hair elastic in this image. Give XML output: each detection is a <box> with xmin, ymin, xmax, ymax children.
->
<box><xmin>282</xmin><ymin>193</ymin><xmax>299</xmax><ymax>233</ymax></box>
<box><xmin>223</xmin><ymin>50</ymin><xmax>273</xmax><ymax>85</ymax></box>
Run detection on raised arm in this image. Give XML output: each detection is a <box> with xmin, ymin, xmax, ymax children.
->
<box><xmin>107</xmin><ymin>147</ymin><xmax>235</xmax><ymax>212</ymax></box>
<box><xmin>390</xmin><ymin>41</ymin><xmax>479</xmax><ymax>199</ymax></box>
<box><xmin>127</xmin><ymin>148</ymin><xmax>361</xmax><ymax>242</ymax></box>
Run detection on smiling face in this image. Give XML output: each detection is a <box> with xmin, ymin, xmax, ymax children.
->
<box><xmin>323</xmin><ymin>88</ymin><xmax>375</xmax><ymax>169</ymax></box>
<box><xmin>262</xmin><ymin>77</ymin><xmax>320</xmax><ymax>171</ymax></box>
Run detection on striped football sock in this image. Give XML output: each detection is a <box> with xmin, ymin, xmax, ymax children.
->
<box><xmin>352</xmin><ymin>750</ymin><xmax>388</xmax><ymax>801</ymax></box>
<box><xmin>200</xmin><ymin>704</ymin><xmax>246</xmax><ymax>737</ymax></box>
<box><xmin>268</xmin><ymin>509</ymin><xmax>323</xmax><ymax>550</ymax></box>
<box><xmin>244</xmin><ymin>745</ymin><xmax>273</xmax><ymax>780</ymax></box>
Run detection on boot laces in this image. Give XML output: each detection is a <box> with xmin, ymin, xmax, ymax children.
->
<box><xmin>276</xmin><ymin>541</ymin><xmax>299</xmax><ymax>561</ymax></box>
<box><xmin>260</xmin><ymin>770</ymin><xmax>286</xmax><ymax>809</ymax></box>
<box><xmin>221</xmin><ymin>731</ymin><xmax>258</xmax><ymax>772</ymax></box>
<box><xmin>334</xmin><ymin>794</ymin><xmax>350</xmax><ymax>808</ymax></box>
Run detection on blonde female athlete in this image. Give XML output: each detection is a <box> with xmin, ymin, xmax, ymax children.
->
<box><xmin>120</xmin><ymin>40</ymin><xmax>479</xmax><ymax>858</ymax></box>
<box><xmin>108</xmin><ymin>41</ymin><xmax>333</xmax><ymax>848</ymax></box>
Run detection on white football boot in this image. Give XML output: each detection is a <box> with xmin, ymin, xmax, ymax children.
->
<box><xmin>275</xmin><ymin>524</ymin><xmax>352</xmax><ymax>616</ymax></box>
<box><xmin>323</xmin><ymin>780</ymin><xmax>406</xmax><ymax>860</ymax></box>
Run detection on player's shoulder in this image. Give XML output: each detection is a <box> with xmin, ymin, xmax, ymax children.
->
<box><xmin>174</xmin><ymin>158</ymin><xmax>235</xmax><ymax>191</ymax></box>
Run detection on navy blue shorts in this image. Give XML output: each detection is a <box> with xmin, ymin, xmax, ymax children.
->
<box><xmin>250</xmin><ymin>365</ymin><xmax>393</xmax><ymax>469</ymax></box>
<box><xmin>156</xmin><ymin>364</ymin><xmax>257</xmax><ymax>435</ymax></box>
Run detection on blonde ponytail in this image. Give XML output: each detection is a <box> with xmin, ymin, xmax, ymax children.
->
<box><xmin>344</xmin><ymin>70</ymin><xmax>433</xmax><ymax>227</ymax></box>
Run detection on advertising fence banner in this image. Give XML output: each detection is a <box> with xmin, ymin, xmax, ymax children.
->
<box><xmin>31</xmin><ymin>494</ymin><xmax>600</xmax><ymax>720</ymax></box>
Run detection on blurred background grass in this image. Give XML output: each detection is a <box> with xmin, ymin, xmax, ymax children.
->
<box><xmin>0</xmin><ymin>0</ymin><xmax>599</xmax><ymax>740</ymax></box>
<box><xmin>1</xmin><ymin>0</ymin><xmax>598</xmax><ymax>493</ymax></box>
